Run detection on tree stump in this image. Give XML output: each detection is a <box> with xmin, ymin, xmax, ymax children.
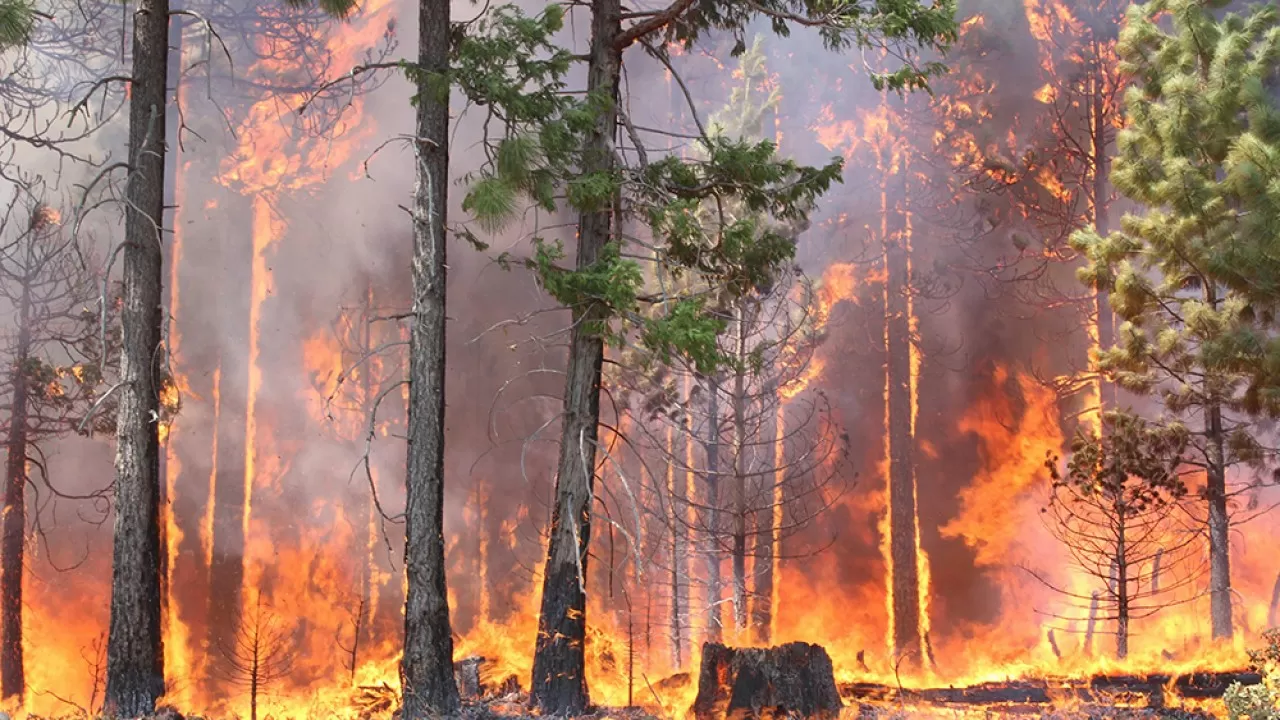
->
<box><xmin>454</xmin><ymin>656</ymin><xmax>484</xmax><ymax>700</ymax></box>
<box><xmin>692</xmin><ymin>642</ymin><xmax>842</xmax><ymax>720</ymax></box>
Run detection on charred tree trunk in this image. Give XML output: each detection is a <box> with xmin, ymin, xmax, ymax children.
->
<box><xmin>731</xmin><ymin>302</ymin><xmax>748</xmax><ymax>633</ymax></box>
<box><xmin>884</xmin><ymin>175</ymin><xmax>921</xmax><ymax>667</ymax></box>
<box><xmin>531</xmin><ymin>0</ymin><xmax>622</xmax><ymax>712</ymax></box>
<box><xmin>1091</xmin><ymin>68</ymin><xmax>1115</xmax><ymax>418</ymax></box>
<box><xmin>703</xmin><ymin>374</ymin><xmax>724</xmax><ymax>643</ymax></box>
<box><xmin>105</xmin><ymin>0</ymin><xmax>170</xmax><ymax>709</ymax></box>
<box><xmin>400</xmin><ymin>0</ymin><xmax>460</xmax><ymax>716</ymax></box>
<box><xmin>1206</xmin><ymin>400</ymin><xmax>1232</xmax><ymax>640</ymax></box>
<box><xmin>1</xmin><ymin>265</ymin><xmax>31</xmax><ymax>702</ymax></box>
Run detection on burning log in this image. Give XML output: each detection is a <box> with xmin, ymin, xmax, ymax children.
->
<box><xmin>692</xmin><ymin>642</ymin><xmax>842</xmax><ymax>720</ymax></box>
<box><xmin>838</xmin><ymin>670</ymin><xmax>1263</xmax><ymax>707</ymax></box>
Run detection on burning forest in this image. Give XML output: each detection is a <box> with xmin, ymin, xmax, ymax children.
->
<box><xmin>1</xmin><ymin>0</ymin><xmax>1280</xmax><ymax>718</ymax></box>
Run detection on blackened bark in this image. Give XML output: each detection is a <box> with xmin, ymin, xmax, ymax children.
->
<box><xmin>1</xmin><ymin>272</ymin><xmax>31</xmax><ymax>702</ymax></box>
<box><xmin>400</xmin><ymin>0</ymin><xmax>460</xmax><ymax>716</ymax></box>
<box><xmin>530</xmin><ymin>0</ymin><xmax>622</xmax><ymax>713</ymax></box>
<box><xmin>692</xmin><ymin>642</ymin><xmax>842</xmax><ymax>720</ymax></box>
<box><xmin>1092</xmin><ymin>79</ymin><xmax>1115</xmax><ymax>418</ymax></box>
<box><xmin>884</xmin><ymin>180</ymin><xmax>920</xmax><ymax>666</ymax></box>
<box><xmin>105</xmin><ymin>0</ymin><xmax>169</xmax><ymax>709</ymax></box>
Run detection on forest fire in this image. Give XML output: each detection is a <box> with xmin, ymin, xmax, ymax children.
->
<box><xmin>4</xmin><ymin>0</ymin><xmax>1280</xmax><ymax>719</ymax></box>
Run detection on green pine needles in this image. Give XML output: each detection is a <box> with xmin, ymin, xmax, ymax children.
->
<box><xmin>449</xmin><ymin>3</ymin><xmax>846</xmax><ymax>376</ymax></box>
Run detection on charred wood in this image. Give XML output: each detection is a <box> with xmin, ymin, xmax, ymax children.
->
<box><xmin>692</xmin><ymin>642</ymin><xmax>842</xmax><ymax>720</ymax></box>
<box><xmin>838</xmin><ymin>671</ymin><xmax>1262</xmax><ymax>707</ymax></box>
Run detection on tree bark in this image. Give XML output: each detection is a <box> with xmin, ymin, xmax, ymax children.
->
<box><xmin>1114</xmin><ymin>499</ymin><xmax>1128</xmax><ymax>659</ymax></box>
<box><xmin>400</xmin><ymin>0</ymin><xmax>460</xmax><ymax>716</ymax></box>
<box><xmin>731</xmin><ymin>302</ymin><xmax>749</xmax><ymax>633</ymax></box>
<box><xmin>531</xmin><ymin>3</ymin><xmax>622</xmax><ymax>713</ymax></box>
<box><xmin>703</xmin><ymin>374</ymin><xmax>724</xmax><ymax>644</ymax></box>
<box><xmin>667</xmin><ymin>423</ymin><xmax>685</xmax><ymax>668</ymax></box>
<box><xmin>749</xmin><ymin>394</ymin><xmax>781</xmax><ymax>644</ymax></box>
<box><xmin>1206</xmin><ymin>400</ymin><xmax>1232</xmax><ymax>640</ymax></box>
<box><xmin>1091</xmin><ymin>65</ymin><xmax>1115</xmax><ymax>418</ymax></box>
<box><xmin>1</xmin><ymin>267</ymin><xmax>31</xmax><ymax>702</ymax></box>
<box><xmin>105</xmin><ymin>0</ymin><xmax>169</xmax><ymax>709</ymax></box>
<box><xmin>884</xmin><ymin>176</ymin><xmax>921</xmax><ymax>667</ymax></box>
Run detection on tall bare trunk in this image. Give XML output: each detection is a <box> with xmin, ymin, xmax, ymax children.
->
<box><xmin>105</xmin><ymin>0</ymin><xmax>169</xmax><ymax>708</ymax></box>
<box><xmin>1091</xmin><ymin>66</ymin><xmax>1115</xmax><ymax>417</ymax></box>
<box><xmin>1206</xmin><ymin>400</ymin><xmax>1232</xmax><ymax>639</ymax></box>
<box><xmin>1114</xmin><ymin>497</ymin><xmax>1128</xmax><ymax>659</ymax></box>
<box><xmin>531</xmin><ymin>0</ymin><xmax>621</xmax><ymax>712</ymax></box>
<box><xmin>667</xmin><ymin>423</ymin><xmax>684</xmax><ymax>668</ymax></box>
<box><xmin>731</xmin><ymin>303</ymin><xmax>748</xmax><ymax>633</ymax></box>
<box><xmin>749</xmin><ymin>389</ymin><xmax>780</xmax><ymax>644</ymax></box>
<box><xmin>206</xmin><ymin>193</ymin><xmax>252</xmax><ymax>676</ymax></box>
<box><xmin>702</xmin><ymin>374</ymin><xmax>724</xmax><ymax>643</ymax></box>
<box><xmin>885</xmin><ymin>177</ymin><xmax>921</xmax><ymax>667</ymax></box>
<box><xmin>1</xmin><ymin>267</ymin><xmax>31</xmax><ymax>702</ymax></box>
<box><xmin>400</xmin><ymin>1</ymin><xmax>460</xmax><ymax>715</ymax></box>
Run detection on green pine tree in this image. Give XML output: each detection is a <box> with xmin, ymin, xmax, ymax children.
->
<box><xmin>0</xmin><ymin>0</ymin><xmax>33</xmax><ymax>50</ymax></box>
<box><xmin>452</xmin><ymin>1</ymin><xmax>956</xmax><ymax>712</ymax></box>
<box><xmin>1070</xmin><ymin>0</ymin><xmax>1279</xmax><ymax>642</ymax></box>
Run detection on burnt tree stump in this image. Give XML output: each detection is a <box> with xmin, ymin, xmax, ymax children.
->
<box><xmin>454</xmin><ymin>656</ymin><xmax>484</xmax><ymax>700</ymax></box>
<box><xmin>692</xmin><ymin>642</ymin><xmax>843</xmax><ymax>720</ymax></box>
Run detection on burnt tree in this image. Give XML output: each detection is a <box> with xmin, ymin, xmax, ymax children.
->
<box><xmin>399</xmin><ymin>0</ymin><xmax>460</xmax><ymax>715</ymax></box>
<box><xmin>0</xmin><ymin>194</ymin><xmax>109</xmax><ymax>702</ymax></box>
<box><xmin>530</xmin><ymin>0</ymin><xmax>620</xmax><ymax>709</ymax></box>
<box><xmin>104</xmin><ymin>0</ymin><xmax>170</xmax><ymax>706</ymax></box>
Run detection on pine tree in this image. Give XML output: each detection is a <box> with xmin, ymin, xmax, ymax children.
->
<box><xmin>1044</xmin><ymin>412</ymin><xmax>1193</xmax><ymax>660</ymax></box>
<box><xmin>456</xmin><ymin>1</ymin><xmax>956</xmax><ymax>713</ymax></box>
<box><xmin>0</xmin><ymin>0</ymin><xmax>33</xmax><ymax>50</ymax></box>
<box><xmin>1070</xmin><ymin>0</ymin><xmax>1279</xmax><ymax>643</ymax></box>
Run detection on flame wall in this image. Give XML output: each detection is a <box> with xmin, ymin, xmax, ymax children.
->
<box><xmin>10</xmin><ymin>0</ymin><xmax>1280</xmax><ymax>718</ymax></box>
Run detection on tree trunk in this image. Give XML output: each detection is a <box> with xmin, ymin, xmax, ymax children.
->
<box><xmin>1</xmin><ymin>272</ymin><xmax>31</xmax><ymax>702</ymax></box>
<box><xmin>1115</xmin><ymin>501</ymin><xmax>1128</xmax><ymax>660</ymax></box>
<box><xmin>104</xmin><ymin>0</ymin><xmax>169</xmax><ymax>709</ymax></box>
<box><xmin>667</xmin><ymin>423</ymin><xmax>684</xmax><ymax>668</ymax></box>
<box><xmin>703</xmin><ymin>374</ymin><xmax>724</xmax><ymax>643</ymax></box>
<box><xmin>207</xmin><ymin>193</ymin><xmax>252</xmax><ymax>672</ymax></box>
<box><xmin>400</xmin><ymin>1</ymin><xmax>460</xmax><ymax>716</ymax></box>
<box><xmin>749</xmin><ymin>394</ymin><xmax>781</xmax><ymax>644</ymax></box>
<box><xmin>884</xmin><ymin>176</ymin><xmax>921</xmax><ymax>667</ymax></box>
<box><xmin>731</xmin><ymin>303</ymin><xmax>748</xmax><ymax>633</ymax></box>
<box><xmin>531</xmin><ymin>0</ymin><xmax>622</xmax><ymax>712</ymax></box>
<box><xmin>1206</xmin><ymin>400</ymin><xmax>1233</xmax><ymax>640</ymax></box>
<box><xmin>1091</xmin><ymin>65</ymin><xmax>1115</xmax><ymax>418</ymax></box>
